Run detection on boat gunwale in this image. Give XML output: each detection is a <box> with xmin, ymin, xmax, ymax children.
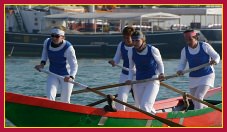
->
<box><xmin>5</xmin><ymin>87</ymin><xmax>221</xmax><ymax>120</ymax></box>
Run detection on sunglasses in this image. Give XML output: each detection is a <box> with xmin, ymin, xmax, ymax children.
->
<box><xmin>132</xmin><ymin>39</ymin><xmax>140</xmax><ymax>42</ymax></box>
<box><xmin>51</xmin><ymin>34</ymin><xmax>61</xmax><ymax>38</ymax></box>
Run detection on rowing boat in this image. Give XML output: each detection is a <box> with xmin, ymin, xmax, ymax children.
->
<box><xmin>5</xmin><ymin>87</ymin><xmax>222</xmax><ymax>127</ymax></box>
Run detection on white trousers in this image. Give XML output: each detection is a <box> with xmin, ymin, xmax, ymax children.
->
<box><xmin>133</xmin><ymin>80</ymin><xmax>160</xmax><ymax>114</ymax></box>
<box><xmin>189</xmin><ymin>73</ymin><xmax>215</xmax><ymax>88</ymax></box>
<box><xmin>46</xmin><ymin>74</ymin><xmax>74</xmax><ymax>103</ymax></box>
<box><xmin>115</xmin><ymin>73</ymin><xmax>133</xmax><ymax>111</ymax></box>
<box><xmin>189</xmin><ymin>85</ymin><xmax>210</xmax><ymax>109</ymax></box>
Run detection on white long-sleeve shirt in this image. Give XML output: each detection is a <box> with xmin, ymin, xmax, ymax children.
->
<box><xmin>177</xmin><ymin>42</ymin><xmax>220</xmax><ymax>88</ymax></box>
<box><xmin>177</xmin><ymin>42</ymin><xmax>220</xmax><ymax>71</ymax></box>
<box><xmin>41</xmin><ymin>38</ymin><xmax>78</xmax><ymax>77</ymax></box>
<box><xmin>128</xmin><ymin>45</ymin><xmax>164</xmax><ymax>80</ymax></box>
<box><xmin>112</xmin><ymin>41</ymin><xmax>132</xmax><ymax>64</ymax></box>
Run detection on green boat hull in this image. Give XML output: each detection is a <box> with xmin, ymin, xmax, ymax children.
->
<box><xmin>5</xmin><ymin>87</ymin><xmax>222</xmax><ymax>127</ymax></box>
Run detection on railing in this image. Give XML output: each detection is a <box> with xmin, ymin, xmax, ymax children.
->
<box><xmin>14</xmin><ymin>6</ymin><xmax>27</xmax><ymax>32</ymax></box>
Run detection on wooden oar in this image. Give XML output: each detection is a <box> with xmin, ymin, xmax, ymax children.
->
<box><xmin>39</xmin><ymin>70</ymin><xmax>184</xmax><ymax>127</ymax></box>
<box><xmin>115</xmin><ymin>63</ymin><xmax>130</xmax><ymax>71</ymax></box>
<box><xmin>61</xmin><ymin>82</ymin><xmax>127</xmax><ymax>97</ymax></box>
<box><xmin>164</xmin><ymin>62</ymin><xmax>211</xmax><ymax>80</ymax></box>
<box><xmin>86</xmin><ymin>98</ymin><xmax>108</xmax><ymax>106</ymax></box>
<box><xmin>39</xmin><ymin>69</ymin><xmax>127</xmax><ymax>97</ymax></box>
<box><xmin>86</xmin><ymin>94</ymin><xmax>118</xmax><ymax>106</ymax></box>
<box><xmin>114</xmin><ymin>62</ymin><xmax>211</xmax><ymax>80</ymax></box>
<box><xmin>63</xmin><ymin>63</ymin><xmax>211</xmax><ymax>96</ymax></box>
<box><xmin>40</xmin><ymin>69</ymin><xmax>68</xmax><ymax>81</ymax></box>
<box><xmin>113</xmin><ymin>63</ymin><xmax>222</xmax><ymax>112</ymax></box>
<box><xmin>77</xmin><ymin>83</ymin><xmax>184</xmax><ymax>127</ymax></box>
<box><xmin>108</xmin><ymin>61</ymin><xmax>130</xmax><ymax>71</ymax></box>
<box><xmin>160</xmin><ymin>82</ymin><xmax>222</xmax><ymax>112</ymax></box>
<box><xmin>41</xmin><ymin>62</ymin><xmax>211</xmax><ymax>97</ymax></box>
<box><xmin>103</xmin><ymin>62</ymin><xmax>211</xmax><ymax>87</ymax></box>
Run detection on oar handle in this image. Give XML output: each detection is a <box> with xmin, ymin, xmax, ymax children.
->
<box><xmin>182</xmin><ymin>62</ymin><xmax>211</xmax><ymax>74</ymax></box>
<box><xmin>40</xmin><ymin>69</ymin><xmax>87</xmax><ymax>88</ymax></box>
<box><xmin>108</xmin><ymin>61</ymin><xmax>130</xmax><ymax>71</ymax></box>
<box><xmin>114</xmin><ymin>62</ymin><xmax>211</xmax><ymax>81</ymax></box>
<box><xmin>115</xmin><ymin>64</ymin><xmax>130</xmax><ymax>71</ymax></box>
<box><xmin>40</xmin><ymin>69</ymin><xmax>64</xmax><ymax>80</ymax></box>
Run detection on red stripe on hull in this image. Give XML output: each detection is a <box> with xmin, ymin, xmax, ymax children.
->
<box><xmin>6</xmin><ymin>92</ymin><xmax>167</xmax><ymax>120</ymax></box>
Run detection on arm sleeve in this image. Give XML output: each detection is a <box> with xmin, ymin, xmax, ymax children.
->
<box><xmin>151</xmin><ymin>47</ymin><xmax>164</xmax><ymax>74</ymax></box>
<box><xmin>65</xmin><ymin>46</ymin><xmax>78</xmax><ymax>77</ymax></box>
<box><xmin>113</xmin><ymin>42</ymin><xmax>122</xmax><ymax>64</ymax></box>
<box><xmin>128</xmin><ymin>48</ymin><xmax>135</xmax><ymax>80</ymax></box>
<box><xmin>40</xmin><ymin>38</ymin><xmax>49</xmax><ymax>62</ymax></box>
<box><xmin>177</xmin><ymin>48</ymin><xmax>187</xmax><ymax>71</ymax></box>
<box><xmin>202</xmin><ymin>43</ymin><xmax>220</xmax><ymax>64</ymax></box>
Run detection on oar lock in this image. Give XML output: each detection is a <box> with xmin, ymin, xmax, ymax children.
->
<box><xmin>182</xmin><ymin>92</ymin><xmax>190</xmax><ymax>112</ymax></box>
<box><xmin>103</xmin><ymin>94</ymin><xmax>118</xmax><ymax>112</ymax></box>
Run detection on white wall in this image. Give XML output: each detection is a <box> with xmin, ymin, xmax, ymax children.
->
<box><xmin>21</xmin><ymin>10</ymin><xmax>47</xmax><ymax>33</ymax></box>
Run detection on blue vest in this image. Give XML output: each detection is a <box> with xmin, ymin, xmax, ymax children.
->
<box><xmin>47</xmin><ymin>39</ymin><xmax>71</xmax><ymax>75</ymax></box>
<box><xmin>185</xmin><ymin>42</ymin><xmax>213</xmax><ymax>77</ymax></box>
<box><xmin>132</xmin><ymin>44</ymin><xmax>157</xmax><ymax>80</ymax></box>
<box><xmin>120</xmin><ymin>42</ymin><xmax>130</xmax><ymax>75</ymax></box>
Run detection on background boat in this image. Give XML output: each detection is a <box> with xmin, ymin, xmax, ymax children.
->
<box><xmin>113</xmin><ymin>6</ymin><xmax>223</xmax><ymax>52</ymax></box>
<box><xmin>5</xmin><ymin>5</ymin><xmax>222</xmax><ymax>58</ymax></box>
<box><xmin>200</xmin><ymin>27</ymin><xmax>222</xmax><ymax>56</ymax></box>
<box><xmin>6</xmin><ymin>30</ymin><xmax>195</xmax><ymax>58</ymax></box>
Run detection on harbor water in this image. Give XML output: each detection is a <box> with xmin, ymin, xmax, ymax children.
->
<box><xmin>5</xmin><ymin>57</ymin><xmax>222</xmax><ymax>126</ymax></box>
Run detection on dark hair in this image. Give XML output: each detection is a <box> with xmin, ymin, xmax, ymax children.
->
<box><xmin>183</xmin><ymin>29</ymin><xmax>194</xmax><ymax>34</ymax></box>
<box><xmin>132</xmin><ymin>30</ymin><xmax>146</xmax><ymax>42</ymax></box>
<box><xmin>122</xmin><ymin>26</ymin><xmax>135</xmax><ymax>36</ymax></box>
